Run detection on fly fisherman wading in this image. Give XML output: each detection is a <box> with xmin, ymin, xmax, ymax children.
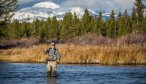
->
<box><xmin>44</xmin><ymin>42</ymin><xmax>60</xmax><ymax>77</ymax></box>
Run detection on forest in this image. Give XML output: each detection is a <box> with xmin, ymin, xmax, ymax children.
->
<box><xmin>0</xmin><ymin>0</ymin><xmax>146</xmax><ymax>42</ymax></box>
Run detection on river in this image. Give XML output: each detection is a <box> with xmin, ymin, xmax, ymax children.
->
<box><xmin>0</xmin><ymin>62</ymin><xmax>146</xmax><ymax>84</ymax></box>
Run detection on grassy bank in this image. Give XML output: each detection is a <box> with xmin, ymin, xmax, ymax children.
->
<box><xmin>0</xmin><ymin>44</ymin><xmax>146</xmax><ymax>65</ymax></box>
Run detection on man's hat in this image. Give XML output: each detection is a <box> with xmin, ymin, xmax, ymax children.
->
<box><xmin>51</xmin><ymin>42</ymin><xmax>56</xmax><ymax>46</ymax></box>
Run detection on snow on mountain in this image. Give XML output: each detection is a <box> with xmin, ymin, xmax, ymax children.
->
<box><xmin>88</xmin><ymin>9</ymin><xmax>98</xmax><ymax>15</ymax></box>
<box><xmin>33</xmin><ymin>1</ymin><xmax>60</xmax><ymax>9</ymax></box>
<box><xmin>13</xmin><ymin>10</ymin><xmax>50</xmax><ymax>22</ymax></box>
<box><xmin>13</xmin><ymin>1</ymin><xmax>110</xmax><ymax>22</ymax></box>
<box><xmin>102</xmin><ymin>13</ymin><xmax>111</xmax><ymax>17</ymax></box>
<box><xmin>69</xmin><ymin>7</ymin><xmax>84</xmax><ymax>18</ymax></box>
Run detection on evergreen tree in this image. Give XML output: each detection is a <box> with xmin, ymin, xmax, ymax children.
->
<box><xmin>123</xmin><ymin>10</ymin><xmax>132</xmax><ymax>35</ymax></box>
<box><xmin>49</xmin><ymin>16</ymin><xmax>59</xmax><ymax>39</ymax></box>
<box><xmin>32</xmin><ymin>18</ymin><xmax>40</xmax><ymax>38</ymax></box>
<box><xmin>134</xmin><ymin>0</ymin><xmax>144</xmax><ymax>32</ymax></box>
<box><xmin>135</xmin><ymin>0</ymin><xmax>144</xmax><ymax>22</ymax></box>
<box><xmin>46</xmin><ymin>17</ymin><xmax>51</xmax><ymax>27</ymax></box>
<box><xmin>0</xmin><ymin>0</ymin><xmax>18</xmax><ymax>37</ymax></box>
<box><xmin>117</xmin><ymin>12</ymin><xmax>124</xmax><ymax>37</ymax></box>
<box><xmin>141</xmin><ymin>18</ymin><xmax>146</xmax><ymax>33</ymax></box>
<box><xmin>131</xmin><ymin>6</ymin><xmax>137</xmax><ymax>32</ymax></box>
<box><xmin>39</xmin><ymin>21</ymin><xmax>48</xmax><ymax>42</ymax></box>
<box><xmin>81</xmin><ymin>9</ymin><xmax>90</xmax><ymax>34</ymax></box>
<box><xmin>131</xmin><ymin>6</ymin><xmax>137</xmax><ymax>22</ymax></box>
<box><xmin>96</xmin><ymin>11</ymin><xmax>102</xmax><ymax>35</ymax></box>
<box><xmin>5</xmin><ymin>20</ymin><xmax>23</xmax><ymax>39</ymax></box>
<box><xmin>60</xmin><ymin>12</ymin><xmax>73</xmax><ymax>39</ymax></box>
<box><xmin>22</xmin><ymin>22</ymin><xmax>31</xmax><ymax>38</ymax></box>
<box><xmin>107</xmin><ymin>10</ymin><xmax>116</xmax><ymax>38</ymax></box>
<box><xmin>5</xmin><ymin>21</ymin><xmax>16</xmax><ymax>39</ymax></box>
<box><xmin>97</xmin><ymin>11</ymin><xmax>107</xmax><ymax>36</ymax></box>
<box><xmin>89</xmin><ymin>16</ymin><xmax>96</xmax><ymax>33</ymax></box>
<box><xmin>72</xmin><ymin>12</ymin><xmax>80</xmax><ymax>36</ymax></box>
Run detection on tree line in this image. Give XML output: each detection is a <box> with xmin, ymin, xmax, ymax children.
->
<box><xmin>1</xmin><ymin>0</ymin><xmax>146</xmax><ymax>41</ymax></box>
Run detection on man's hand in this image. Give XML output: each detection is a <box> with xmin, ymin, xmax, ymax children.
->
<box><xmin>44</xmin><ymin>49</ymin><xmax>48</xmax><ymax>54</ymax></box>
<box><xmin>45</xmin><ymin>49</ymin><xmax>48</xmax><ymax>51</ymax></box>
<box><xmin>57</xmin><ymin>59</ymin><xmax>60</xmax><ymax>63</ymax></box>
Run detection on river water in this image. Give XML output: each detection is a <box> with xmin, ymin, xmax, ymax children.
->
<box><xmin>0</xmin><ymin>62</ymin><xmax>146</xmax><ymax>84</ymax></box>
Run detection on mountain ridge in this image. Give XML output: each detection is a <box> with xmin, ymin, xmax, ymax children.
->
<box><xmin>13</xmin><ymin>1</ymin><xmax>110</xmax><ymax>22</ymax></box>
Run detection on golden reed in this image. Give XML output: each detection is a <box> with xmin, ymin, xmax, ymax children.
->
<box><xmin>0</xmin><ymin>44</ymin><xmax>146</xmax><ymax>65</ymax></box>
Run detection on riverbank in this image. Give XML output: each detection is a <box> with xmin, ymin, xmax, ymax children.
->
<box><xmin>0</xmin><ymin>44</ymin><xmax>146</xmax><ymax>65</ymax></box>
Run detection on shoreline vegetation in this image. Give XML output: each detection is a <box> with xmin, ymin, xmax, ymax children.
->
<box><xmin>0</xmin><ymin>34</ymin><xmax>146</xmax><ymax>65</ymax></box>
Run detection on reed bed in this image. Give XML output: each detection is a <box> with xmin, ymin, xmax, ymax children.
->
<box><xmin>0</xmin><ymin>44</ymin><xmax>146</xmax><ymax>65</ymax></box>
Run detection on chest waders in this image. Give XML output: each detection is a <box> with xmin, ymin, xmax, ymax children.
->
<box><xmin>47</xmin><ymin>48</ymin><xmax>57</xmax><ymax>77</ymax></box>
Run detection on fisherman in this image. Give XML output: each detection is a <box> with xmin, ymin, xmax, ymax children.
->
<box><xmin>44</xmin><ymin>42</ymin><xmax>60</xmax><ymax>77</ymax></box>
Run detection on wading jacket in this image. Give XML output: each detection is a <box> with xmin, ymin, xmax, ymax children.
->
<box><xmin>44</xmin><ymin>48</ymin><xmax>60</xmax><ymax>61</ymax></box>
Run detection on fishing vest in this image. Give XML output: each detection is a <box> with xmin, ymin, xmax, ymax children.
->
<box><xmin>47</xmin><ymin>48</ymin><xmax>57</xmax><ymax>61</ymax></box>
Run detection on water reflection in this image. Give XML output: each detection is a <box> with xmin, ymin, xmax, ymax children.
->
<box><xmin>48</xmin><ymin>77</ymin><xmax>57</xmax><ymax>84</ymax></box>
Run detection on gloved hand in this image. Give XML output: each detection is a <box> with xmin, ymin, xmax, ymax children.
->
<box><xmin>44</xmin><ymin>49</ymin><xmax>48</xmax><ymax>54</ymax></box>
<box><xmin>45</xmin><ymin>49</ymin><xmax>47</xmax><ymax>51</ymax></box>
<box><xmin>57</xmin><ymin>59</ymin><xmax>60</xmax><ymax>63</ymax></box>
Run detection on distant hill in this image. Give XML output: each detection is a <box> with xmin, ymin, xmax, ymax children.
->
<box><xmin>14</xmin><ymin>1</ymin><xmax>110</xmax><ymax>22</ymax></box>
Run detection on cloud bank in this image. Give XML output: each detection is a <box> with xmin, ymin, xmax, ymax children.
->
<box><xmin>18</xmin><ymin>0</ymin><xmax>146</xmax><ymax>13</ymax></box>
<box><xmin>18</xmin><ymin>0</ymin><xmax>46</xmax><ymax>8</ymax></box>
<box><xmin>61</xmin><ymin>0</ymin><xmax>136</xmax><ymax>13</ymax></box>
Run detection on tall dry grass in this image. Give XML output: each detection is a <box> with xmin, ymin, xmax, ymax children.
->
<box><xmin>0</xmin><ymin>44</ymin><xmax>146</xmax><ymax>65</ymax></box>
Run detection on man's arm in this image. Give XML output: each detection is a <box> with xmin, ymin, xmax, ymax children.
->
<box><xmin>44</xmin><ymin>48</ymin><xmax>49</xmax><ymax>54</ymax></box>
<box><xmin>56</xmin><ymin>49</ymin><xmax>60</xmax><ymax>61</ymax></box>
<box><xmin>44</xmin><ymin>48</ymin><xmax>50</xmax><ymax>63</ymax></box>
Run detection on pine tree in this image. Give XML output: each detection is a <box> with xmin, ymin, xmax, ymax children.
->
<box><xmin>89</xmin><ymin>16</ymin><xmax>96</xmax><ymax>33</ymax></box>
<box><xmin>117</xmin><ymin>12</ymin><xmax>124</xmax><ymax>37</ymax></box>
<box><xmin>72</xmin><ymin>12</ymin><xmax>80</xmax><ymax>36</ymax></box>
<box><xmin>48</xmin><ymin>16</ymin><xmax>59</xmax><ymax>39</ymax></box>
<box><xmin>134</xmin><ymin>0</ymin><xmax>144</xmax><ymax>32</ymax></box>
<box><xmin>141</xmin><ymin>18</ymin><xmax>146</xmax><ymax>33</ymax></box>
<box><xmin>32</xmin><ymin>18</ymin><xmax>40</xmax><ymax>38</ymax></box>
<box><xmin>123</xmin><ymin>10</ymin><xmax>132</xmax><ymax>35</ymax></box>
<box><xmin>5</xmin><ymin>21</ymin><xmax>16</xmax><ymax>39</ymax></box>
<box><xmin>131</xmin><ymin>6</ymin><xmax>137</xmax><ymax>32</ymax></box>
<box><xmin>107</xmin><ymin>10</ymin><xmax>116</xmax><ymax>38</ymax></box>
<box><xmin>81</xmin><ymin>9</ymin><xmax>90</xmax><ymax>34</ymax></box>
<box><xmin>5</xmin><ymin>19</ymin><xmax>23</xmax><ymax>39</ymax></box>
<box><xmin>60</xmin><ymin>12</ymin><xmax>73</xmax><ymax>39</ymax></box>
<box><xmin>46</xmin><ymin>17</ymin><xmax>51</xmax><ymax>27</ymax></box>
<box><xmin>23</xmin><ymin>22</ymin><xmax>31</xmax><ymax>38</ymax></box>
<box><xmin>135</xmin><ymin>0</ymin><xmax>144</xmax><ymax>22</ymax></box>
<box><xmin>96</xmin><ymin>11</ymin><xmax>102</xmax><ymax>35</ymax></box>
<box><xmin>39</xmin><ymin>21</ymin><xmax>48</xmax><ymax>42</ymax></box>
<box><xmin>0</xmin><ymin>0</ymin><xmax>18</xmax><ymax>37</ymax></box>
<box><xmin>131</xmin><ymin>6</ymin><xmax>137</xmax><ymax>22</ymax></box>
<box><xmin>97</xmin><ymin>11</ymin><xmax>106</xmax><ymax>36</ymax></box>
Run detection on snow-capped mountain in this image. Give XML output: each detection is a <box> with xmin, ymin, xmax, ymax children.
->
<box><xmin>13</xmin><ymin>1</ymin><xmax>109</xmax><ymax>22</ymax></box>
<box><xmin>69</xmin><ymin>7</ymin><xmax>84</xmax><ymax>18</ymax></box>
<box><xmin>33</xmin><ymin>1</ymin><xmax>60</xmax><ymax>9</ymax></box>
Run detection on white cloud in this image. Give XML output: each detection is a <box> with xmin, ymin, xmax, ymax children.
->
<box><xmin>18</xmin><ymin>0</ymin><xmax>34</xmax><ymax>4</ymax></box>
<box><xmin>18</xmin><ymin>0</ymin><xmax>146</xmax><ymax>13</ymax></box>
<box><xmin>18</xmin><ymin>0</ymin><xmax>47</xmax><ymax>5</ymax></box>
<box><xmin>60</xmin><ymin>0</ymin><xmax>135</xmax><ymax>13</ymax></box>
<box><xmin>18</xmin><ymin>0</ymin><xmax>46</xmax><ymax>8</ymax></box>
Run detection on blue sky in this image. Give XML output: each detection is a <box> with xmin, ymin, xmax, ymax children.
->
<box><xmin>18</xmin><ymin>0</ymin><xmax>146</xmax><ymax>13</ymax></box>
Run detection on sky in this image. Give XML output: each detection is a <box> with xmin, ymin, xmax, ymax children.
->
<box><xmin>18</xmin><ymin>0</ymin><xmax>146</xmax><ymax>13</ymax></box>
